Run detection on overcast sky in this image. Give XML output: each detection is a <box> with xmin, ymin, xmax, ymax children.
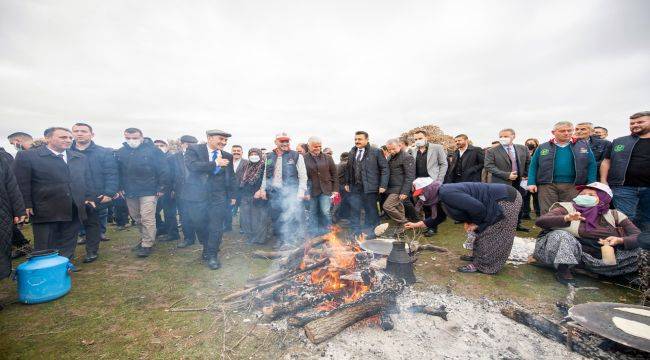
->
<box><xmin>1</xmin><ymin>0</ymin><xmax>648</xmax><ymax>156</ymax></box>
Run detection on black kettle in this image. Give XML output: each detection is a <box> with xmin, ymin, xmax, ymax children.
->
<box><xmin>386</xmin><ymin>241</ymin><xmax>416</xmax><ymax>284</ymax></box>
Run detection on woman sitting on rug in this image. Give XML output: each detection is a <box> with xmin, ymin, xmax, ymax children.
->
<box><xmin>406</xmin><ymin>181</ymin><xmax>522</xmax><ymax>274</ymax></box>
<box><xmin>533</xmin><ymin>182</ymin><xmax>641</xmax><ymax>284</ymax></box>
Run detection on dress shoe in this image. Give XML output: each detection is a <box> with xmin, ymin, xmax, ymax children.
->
<box><xmin>136</xmin><ymin>246</ymin><xmax>152</xmax><ymax>258</ymax></box>
<box><xmin>100</xmin><ymin>236</ymin><xmax>110</xmax><ymax>242</ymax></box>
<box><xmin>424</xmin><ymin>229</ymin><xmax>436</xmax><ymax>237</ymax></box>
<box><xmin>206</xmin><ymin>256</ymin><xmax>221</xmax><ymax>270</ymax></box>
<box><xmin>83</xmin><ymin>253</ymin><xmax>98</xmax><ymax>263</ymax></box>
<box><xmin>516</xmin><ymin>226</ymin><xmax>530</xmax><ymax>232</ymax></box>
<box><xmin>77</xmin><ymin>236</ymin><xmax>86</xmax><ymax>245</ymax></box>
<box><xmin>177</xmin><ymin>241</ymin><xmax>194</xmax><ymax>249</ymax></box>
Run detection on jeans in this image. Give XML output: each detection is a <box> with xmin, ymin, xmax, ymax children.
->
<box><xmin>612</xmin><ymin>186</ymin><xmax>650</xmax><ymax>230</ymax></box>
<box><xmin>308</xmin><ymin>194</ymin><xmax>332</xmax><ymax>235</ymax></box>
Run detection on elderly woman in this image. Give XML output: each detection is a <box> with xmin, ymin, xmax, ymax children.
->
<box><xmin>407</xmin><ymin>182</ymin><xmax>522</xmax><ymax>274</ymax></box>
<box><xmin>239</xmin><ymin>148</ymin><xmax>269</xmax><ymax>244</ymax></box>
<box><xmin>533</xmin><ymin>182</ymin><xmax>641</xmax><ymax>284</ymax></box>
<box><xmin>304</xmin><ymin>137</ymin><xmax>338</xmax><ymax>235</ymax></box>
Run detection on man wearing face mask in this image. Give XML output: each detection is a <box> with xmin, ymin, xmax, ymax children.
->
<box><xmin>184</xmin><ymin>130</ymin><xmax>236</xmax><ymax>269</ymax></box>
<box><xmin>171</xmin><ymin>135</ymin><xmax>200</xmax><ymax>248</ymax></box>
<box><xmin>115</xmin><ymin>128</ymin><xmax>170</xmax><ymax>258</ymax></box>
<box><xmin>408</xmin><ymin>130</ymin><xmax>448</xmax><ymax>236</ymax></box>
<box><xmin>257</xmin><ymin>133</ymin><xmax>308</xmax><ymax>247</ymax></box>
<box><xmin>152</xmin><ymin>139</ymin><xmax>180</xmax><ymax>242</ymax></box>
<box><xmin>527</xmin><ymin>121</ymin><xmax>597</xmax><ymax>215</ymax></box>
<box><xmin>7</xmin><ymin>132</ymin><xmax>34</xmax><ymax>152</ymax></box>
<box><xmin>484</xmin><ymin>128</ymin><xmax>531</xmax><ymax>232</ymax></box>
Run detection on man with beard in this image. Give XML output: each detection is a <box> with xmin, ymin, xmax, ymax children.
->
<box><xmin>71</xmin><ymin>123</ymin><xmax>118</xmax><ymax>263</ymax></box>
<box><xmin>184</xmin><ymin>130</ymin><xmax>236</xmax><ymax>269</ymax></box>
<box><xmin>258</xmin><ymin>133</ymin><xmax>308</xmax><ymax>247</ymax></box>
<box><xmin>7</xmin><ymin>132</ymin><xmax>34</xmax><ymax>151</ymax></box>
<box><xmin>343</xmin><ymin>131</ymin><xmax>389</xmax><ymax>238</ymax></box>
<box><xmin>602</xmin><ymin>111</ymin><xmax>650</xmax><ymax>230</ymax></box>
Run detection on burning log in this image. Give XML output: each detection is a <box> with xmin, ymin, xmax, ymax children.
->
<box><xmin>278</xmin><ymin>235</ymin><xmax>327</xmax><ymax>269</ymax></box>
<box><xmin>262</xmin><ymin>293</ymin><xmax>334</xmax><ymax>321</ymax></box>
<box><xmin>302</xmin><ymin>275</ymin><xmax>404</xmax><ymax>344</ymax></box>
<box><xmin>408</xmin><ymin>304</ymin><xmax>448</xmax><ymax>321</ymax></box>
<box><xmin>223</xmin><ymin>258</ymin><xmax>330</xmax><ymax>302</ymax></box>
<box><xmin>303</xmin><ymin>296</ymin><xmax>393</xmax><ymax>344</ymax></box>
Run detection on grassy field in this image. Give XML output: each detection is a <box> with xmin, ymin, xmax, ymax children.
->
<box><xmin>0</xmin><ymin>218</ymin><xmax>640</xmax><ymax>359</ymax></box>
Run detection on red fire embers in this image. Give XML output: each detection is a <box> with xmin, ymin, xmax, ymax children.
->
<box><xmin>300</xmin><ymin>227</ymin><xmax>371</xmax><ymax>310</ymax></box>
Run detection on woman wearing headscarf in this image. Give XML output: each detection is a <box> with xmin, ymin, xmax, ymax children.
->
<box><xmin>239</xmin><ymin>148</ymin><xmax>270</xmax><ymax>244</ymax></box>
<box><xmin>533</xmin><ymin>182</ymin><xmax>641</xmax><ymax>284</ymax></box>
<box><xmin>406</xmin><ymin>182</ymin><xmax>522</xmax><ymax>274</ymax></box>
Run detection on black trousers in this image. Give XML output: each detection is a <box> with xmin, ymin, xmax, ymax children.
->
<box><xmin>32</xmin><ymin>217</ymin><xmax>81</xmax><ymax>259</ymax></box>
<box><xmin>112</xmin><ymin>197</ymin><xmax>129</xmax><ymax>226</ymax></box>
<box><xmin>522</xmin><ymin>190</ymin><xmax>541</xmax><ymax>217</ymax></box>
<box><xmin>82</xmin><ymin>206</ymin><xmax>101</xmax><ymax>255</ymax></box>
<box><xmin>177</xmin><ymin>198</ymin><xmax>198</xmax><ymax>244</ymax></box>
<box><xmin>11</xmin><ymin>225</ymin><xmax>29</xmax><ymax>246</ymax></box>
<box><xmin>348</xmin><ymin>186</ymin><xmax>379</xmax><ymax>235</ymax></box>
<box><xmin>205</xmin><ymin>193</ymin><xmax>227</xmax><ymax>257</ymax></box>
<box><xmin>403</xmin><ymin>195</ymin><xmax>420</xmax><ymax>222</ymax></box>
<box><xmin>155</xmin><ymin>193</ymin><xmax>179</xmax><ymax>237</ymax></box>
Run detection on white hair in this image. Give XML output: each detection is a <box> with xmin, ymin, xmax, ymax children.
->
<box><xmin>385</xmin><ymin>138</ymin><xmax>400</xmax><ymax>146</ymax></box>
<box><xmin>553</xmin><ymin>121</ymin><xmax>574</xmax><ymax>130</ymax></box>
<box><xmin>307</xmin><ymin>136</ymin><xmax>322</xmax><ymax>144</ymax></box>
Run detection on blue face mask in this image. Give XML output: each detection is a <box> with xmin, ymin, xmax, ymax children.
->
<box><xmin>573</xmin><ymin>195</ymin><xmax>598</xmax><ymax>207</ymax></box>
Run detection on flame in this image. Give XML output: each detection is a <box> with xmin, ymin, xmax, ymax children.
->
<box><xmin>300</xmin><ymin>227</ymin><xmax>371</xmax><ymax>308</ymax></box>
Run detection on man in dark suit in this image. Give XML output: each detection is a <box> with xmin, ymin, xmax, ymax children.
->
<box><xmin>342</xmin><ymin>131</ymin><xmax>389</xmax><ymax>238</ymax></box>
<box><xmin>446</xmin><ymin>134</ymin><xmax>484</xmax><ymax>183</ymax></box>
<box><xmin>184</xmin><ymin>129</ymin><xmax>236</xmax><ymax>269</ymax></box>
<box><xmin>484</xmin><ymin>128</ymin><xmax>531</xmax><ymax>231</ymax></box>
<box><xmin>13</xmin><ymin>127</ymin><xmax>95</xmax><ymax>260</ymax></box>
<box><xmin>153</xmin><ymin>139</ymin><xmax>180</xmax><ymax>241</ymax></box>
<box><xmin>224</xmin><ymin>144</ymin><xmax>247</xmax><ymax>232</ymax></box>
<box><xmin>172</xmin><ymin>135</ymin><xmax>199</xmax><ymax>248</ymax></box>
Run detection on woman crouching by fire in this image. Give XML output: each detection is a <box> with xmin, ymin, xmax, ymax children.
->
<box><xmin>405</xmin><ymin>180</ymin><xmax>522</xmax><ymax>274</ymax></box>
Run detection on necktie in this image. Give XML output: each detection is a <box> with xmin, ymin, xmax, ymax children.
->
<box><xmin>57</xmin><ymin>153</ymin><xmax>65</xmax><ymax>163</ymax></box>
<box><xmin>507</xmin><ymin>146</ymin><xmax>518</xmax><ymax>174</ymax></box>
<box><xmin>356</xmin><ymin>149</ymin><xmax>363</xmax><ymax>162</ymax></box>
<box><xmin>211</xmin><ymin>150</ymin><xmax>221</xmax><ymax>175</ymax></box>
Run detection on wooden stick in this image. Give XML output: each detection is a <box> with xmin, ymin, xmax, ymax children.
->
<box><xmin>251</xmin><ymin>249</ymin><xmax>293</xmax><ymax>259</ymax></box>
<box><xmin>222</xmin><ymin>258</ymin><xmax>329</xmax><ymax>302</ymax></box>
<box><xmin>262</xmin><ymin>293</ymin><xmax>333</xmax><ymax>321</ymax></box>
<box><xmin>303</xmin><ymin>296</ymin><xmax>391</xmax><ymax>344</ymax></box>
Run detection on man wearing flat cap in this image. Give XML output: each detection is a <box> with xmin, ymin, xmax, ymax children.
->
<box><xmin>172</xmin><ymin>135</ymin><xmax>201</xmax><ymax>249</ymax></box>
<box><xmin>183</xmin><ymin>130</ymin><xmax>236</xmax><ymax>269</ymax></box>
<box><xmin>257</xmin><ymin>132</ymin><xmax>308</xmax><ymax>247</ymax></box>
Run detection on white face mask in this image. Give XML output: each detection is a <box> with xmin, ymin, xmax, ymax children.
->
<box><xmin>414</xmin><ymin>139</ymin><xmax>427</xmax><ymax>147</ymax></box>
<box><xmin>249</xmin><ymin>155</ymin><xmax>261</xmax><ymax>163</ymax></box>
<box><xmin>126</xmin><ymin>139</ymin><xmax>142</xmax><ymax>148</ymax></box>
<box><xmin>498</xmin><ymin>137</ymin><xmax>511</xmax><ymax>146</ymax></box>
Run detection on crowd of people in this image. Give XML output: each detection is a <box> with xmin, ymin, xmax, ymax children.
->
<box><xmin>0</xmin><ymin>112</ymin><xmax>648</xmax><ymax>289</ymax></box>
